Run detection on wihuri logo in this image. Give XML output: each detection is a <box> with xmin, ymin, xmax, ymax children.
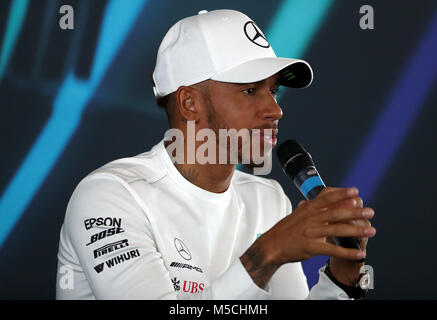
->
<box><xmin>164</xmin><ymin>121</ymin><xmax>275</xmax><ymax>175</ymax></box>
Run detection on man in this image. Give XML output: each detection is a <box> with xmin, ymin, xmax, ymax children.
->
<box><xmin>56</xmin><ymin>9</ymin><xmax>375</xmax><ymax>299</ymax></box>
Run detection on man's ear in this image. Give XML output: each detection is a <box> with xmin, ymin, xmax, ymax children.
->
<box><xmin>175</xmin><ymin>86</ymin><xmax>202</xmax><ymax>123</ymax></box>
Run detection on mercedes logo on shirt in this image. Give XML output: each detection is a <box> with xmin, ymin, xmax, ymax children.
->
<box><xmin>174</xmin><ymin>238</ymin><xmax>192</xmax><ymax>260</ymax></box>
<box><xmin>244</xmin><ymin>21</ymin><xmax>270</xmax><ymax>48</ymax></box>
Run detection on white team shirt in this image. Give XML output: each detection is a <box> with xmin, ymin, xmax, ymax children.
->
<box><xmin>56</xmin><ymin>139</ymin><xmax>349</xmax><ymax>300</ymax></box>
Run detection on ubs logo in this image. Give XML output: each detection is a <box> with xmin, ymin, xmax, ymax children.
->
<box><xmin>174</xmin><ymin>238</ymin><xmax>192</xmax><ymax>260</ymax></box>
<box><xmin>244</xmin><ymin>21</ymin><xmax>270</xmax><ymax>48</ymax></box>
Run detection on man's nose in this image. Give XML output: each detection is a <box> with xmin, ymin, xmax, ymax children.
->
<box><xmin>259</xmin><ymin>94</ymin><xmax>283</xmax><ymax>121</ymax></box>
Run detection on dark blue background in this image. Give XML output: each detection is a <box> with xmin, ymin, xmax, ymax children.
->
<box><xmin>0</xmin><ymin>0</ymin><xmax>436</xmax><ymax>299</ymax></box>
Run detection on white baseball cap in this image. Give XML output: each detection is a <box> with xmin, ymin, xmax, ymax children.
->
<box><xmin>152</xmin><ymin>9</ymin><xmax>313</xmax><ymax>97</ymax></box>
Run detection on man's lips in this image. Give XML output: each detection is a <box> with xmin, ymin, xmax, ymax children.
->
<box><xmin>258</xmin><ymin>129</ymin><xmax>278</xmax><ymax>146</ymax></box>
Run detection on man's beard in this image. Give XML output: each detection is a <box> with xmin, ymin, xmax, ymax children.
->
<box><xmin>204</xmin><ymin>98</ymin><xmax>270</xmax><ymax>168</ymax></box>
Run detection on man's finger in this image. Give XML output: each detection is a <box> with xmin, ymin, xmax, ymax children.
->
<box><xmin>317</xmin><ymin>207</ymin><xmax>374</xmax><ymax>223</ymax></box>
<box><xmin>319</xmin><ymin>187</ymin><xmax>342</xmax><ymax>194</ymax></box>
<box><xmin>349</xmin><ymin>218</ymin><xmax>372</xmax><ymax>228</ymax></box>
<box><xmin>297</xmin><ymin>200</ymin><xmax>307</xmax><ymax>207</ymax></box>
<box><xmin>306</xmin><ymin>223</ymin><xmax>376</xmax><ymax>238</ymax></box>
<box><xmin>312</xmin><ymin>242</ymin><xmax>366</xmax><ymax>261</ymax></box>
<box><xmin>311</xmin><ymin>187</ymin><xmax>359</xmax><ymax>210</ymax></box>
<box><xmin>322</xmin><ymin>197</ymin><xmax>363</xmax><ymax>210</ymax></box>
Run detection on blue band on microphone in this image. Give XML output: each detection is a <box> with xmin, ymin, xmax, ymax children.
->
<box><xmin>300</xmin><ymin>176</ymin><xmax>324</xmax><ymax>197</ymax></box>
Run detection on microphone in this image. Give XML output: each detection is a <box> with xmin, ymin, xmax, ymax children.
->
<box><xmin>276</xmin><ymin>139</ymin><xmax>361</xmax><ymax>250</ymax></box>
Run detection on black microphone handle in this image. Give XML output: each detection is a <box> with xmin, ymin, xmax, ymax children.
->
<box><xmin>294</xmin><ymin>166</ymin><xmax>361</xmax><ymax>250</ymax></box>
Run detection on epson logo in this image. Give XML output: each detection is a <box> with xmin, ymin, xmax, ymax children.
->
<box><xmin>170</xmin><ymin>262</ymin><xmax>203</xmax><ymax>273</ymax></box>
<box><xmin>94</xmin><ymin>239</ymin><xmax>129</xmax><ymax>258</ymax></box>
<box><xmin>84</xmin><ymin>217</ymin><xmax>121</xmax><ymax>230</ymax></box>
<box><xmin>86</xmin><ymin>227</ymin><xmax>124</xmax><ymax>246</ymax></box>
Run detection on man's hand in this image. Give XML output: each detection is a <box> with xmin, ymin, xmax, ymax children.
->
<box><xmin>240</xmin><ymin>187</ymin><xmax>376</xmax><ymax>289</ymax></box>
<box><xmin>311</xmin><ymin>188</ymin><xmax>373</xmax><ymax>286</ymax></box>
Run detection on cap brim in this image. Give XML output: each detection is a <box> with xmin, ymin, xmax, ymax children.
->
<box><xmin>210</xmin><ymin>57</ymin><xmax>313</xmax><ymax>88</ymax></box>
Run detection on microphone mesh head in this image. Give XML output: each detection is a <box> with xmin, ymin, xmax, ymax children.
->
<box><xmin>276</xmin><ymin>140</ymin><xmax>314</xmax><ymax>179</ymax></box>
<box><xmin>276</xmin><ymin>140</ymin><xmax>306</xmax><ymax>165</ymax></box>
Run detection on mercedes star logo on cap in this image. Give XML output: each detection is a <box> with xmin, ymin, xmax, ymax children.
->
<box><xmin>244</xmin><ymin>21</ymin><xmax>270</xmax><ymax>48</ymax></box>
<box><xmin>174</xmin><ymin>238</ymin><xmax>192</xmax><ymax>260</ymax></box>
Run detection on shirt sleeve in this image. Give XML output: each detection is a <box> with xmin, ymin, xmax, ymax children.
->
<box><xmin>58</xmin><ymin>173</ymin><xmax>273</xmax><ymax>300</ymax></box>
<box><xmin>192</xmin><ymin>258</ymin><xmax>272</xmax><ymax>300</ymax></box>
<box><xmin>306</xmin><ymin>265</ymin><xmax>351</xmax><ymax>300</ymax></box>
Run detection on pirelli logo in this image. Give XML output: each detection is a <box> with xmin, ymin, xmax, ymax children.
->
<box><xmin>93</xmin><ymin>239</ymin><xmax>129</xmax><ymax>258</ymax></box>
<box><xmin>170</xmin><ymin>262</ymin><xmax>203</xmax><ymax>273</ymax></box>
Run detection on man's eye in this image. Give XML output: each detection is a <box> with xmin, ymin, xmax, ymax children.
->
<box><xmin>243</xmin><ymin>88</ymin><xmax>256</xmax><ymax>96</ymax></box>
<box><xmin>271</xmin><ymin>88</ymin><xmax>280</xmax><ymax>95</ymax></box>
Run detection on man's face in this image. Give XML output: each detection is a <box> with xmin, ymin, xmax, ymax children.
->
<box><xmin>202</xmin><ymin>74</ymin><xmax>283</xmax><ymax>166</ymax></box>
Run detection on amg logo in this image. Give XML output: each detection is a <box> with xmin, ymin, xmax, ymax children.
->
<box><xmin>94</xmin><ymin>239</ymin><xmax>129</xmax><ymax>258</ymax></box>
<box><xmin>105</xmin><ymin>249</ymin><xmax>140</xmax><ymax>268</ymax></box>
<box><xmin>170</xmin><ymin>262</ymin><xmax>203</xmax><ymax>273</ymax></box>
<box><xmin>86</xmin><ymin>227</ymin><xmax>124</xmax><ymax>246</ymax></box>
<box><xmin>84</xmin><ymin>217</ymin><xmax>121</xmax><ymax>230</ymax></box>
